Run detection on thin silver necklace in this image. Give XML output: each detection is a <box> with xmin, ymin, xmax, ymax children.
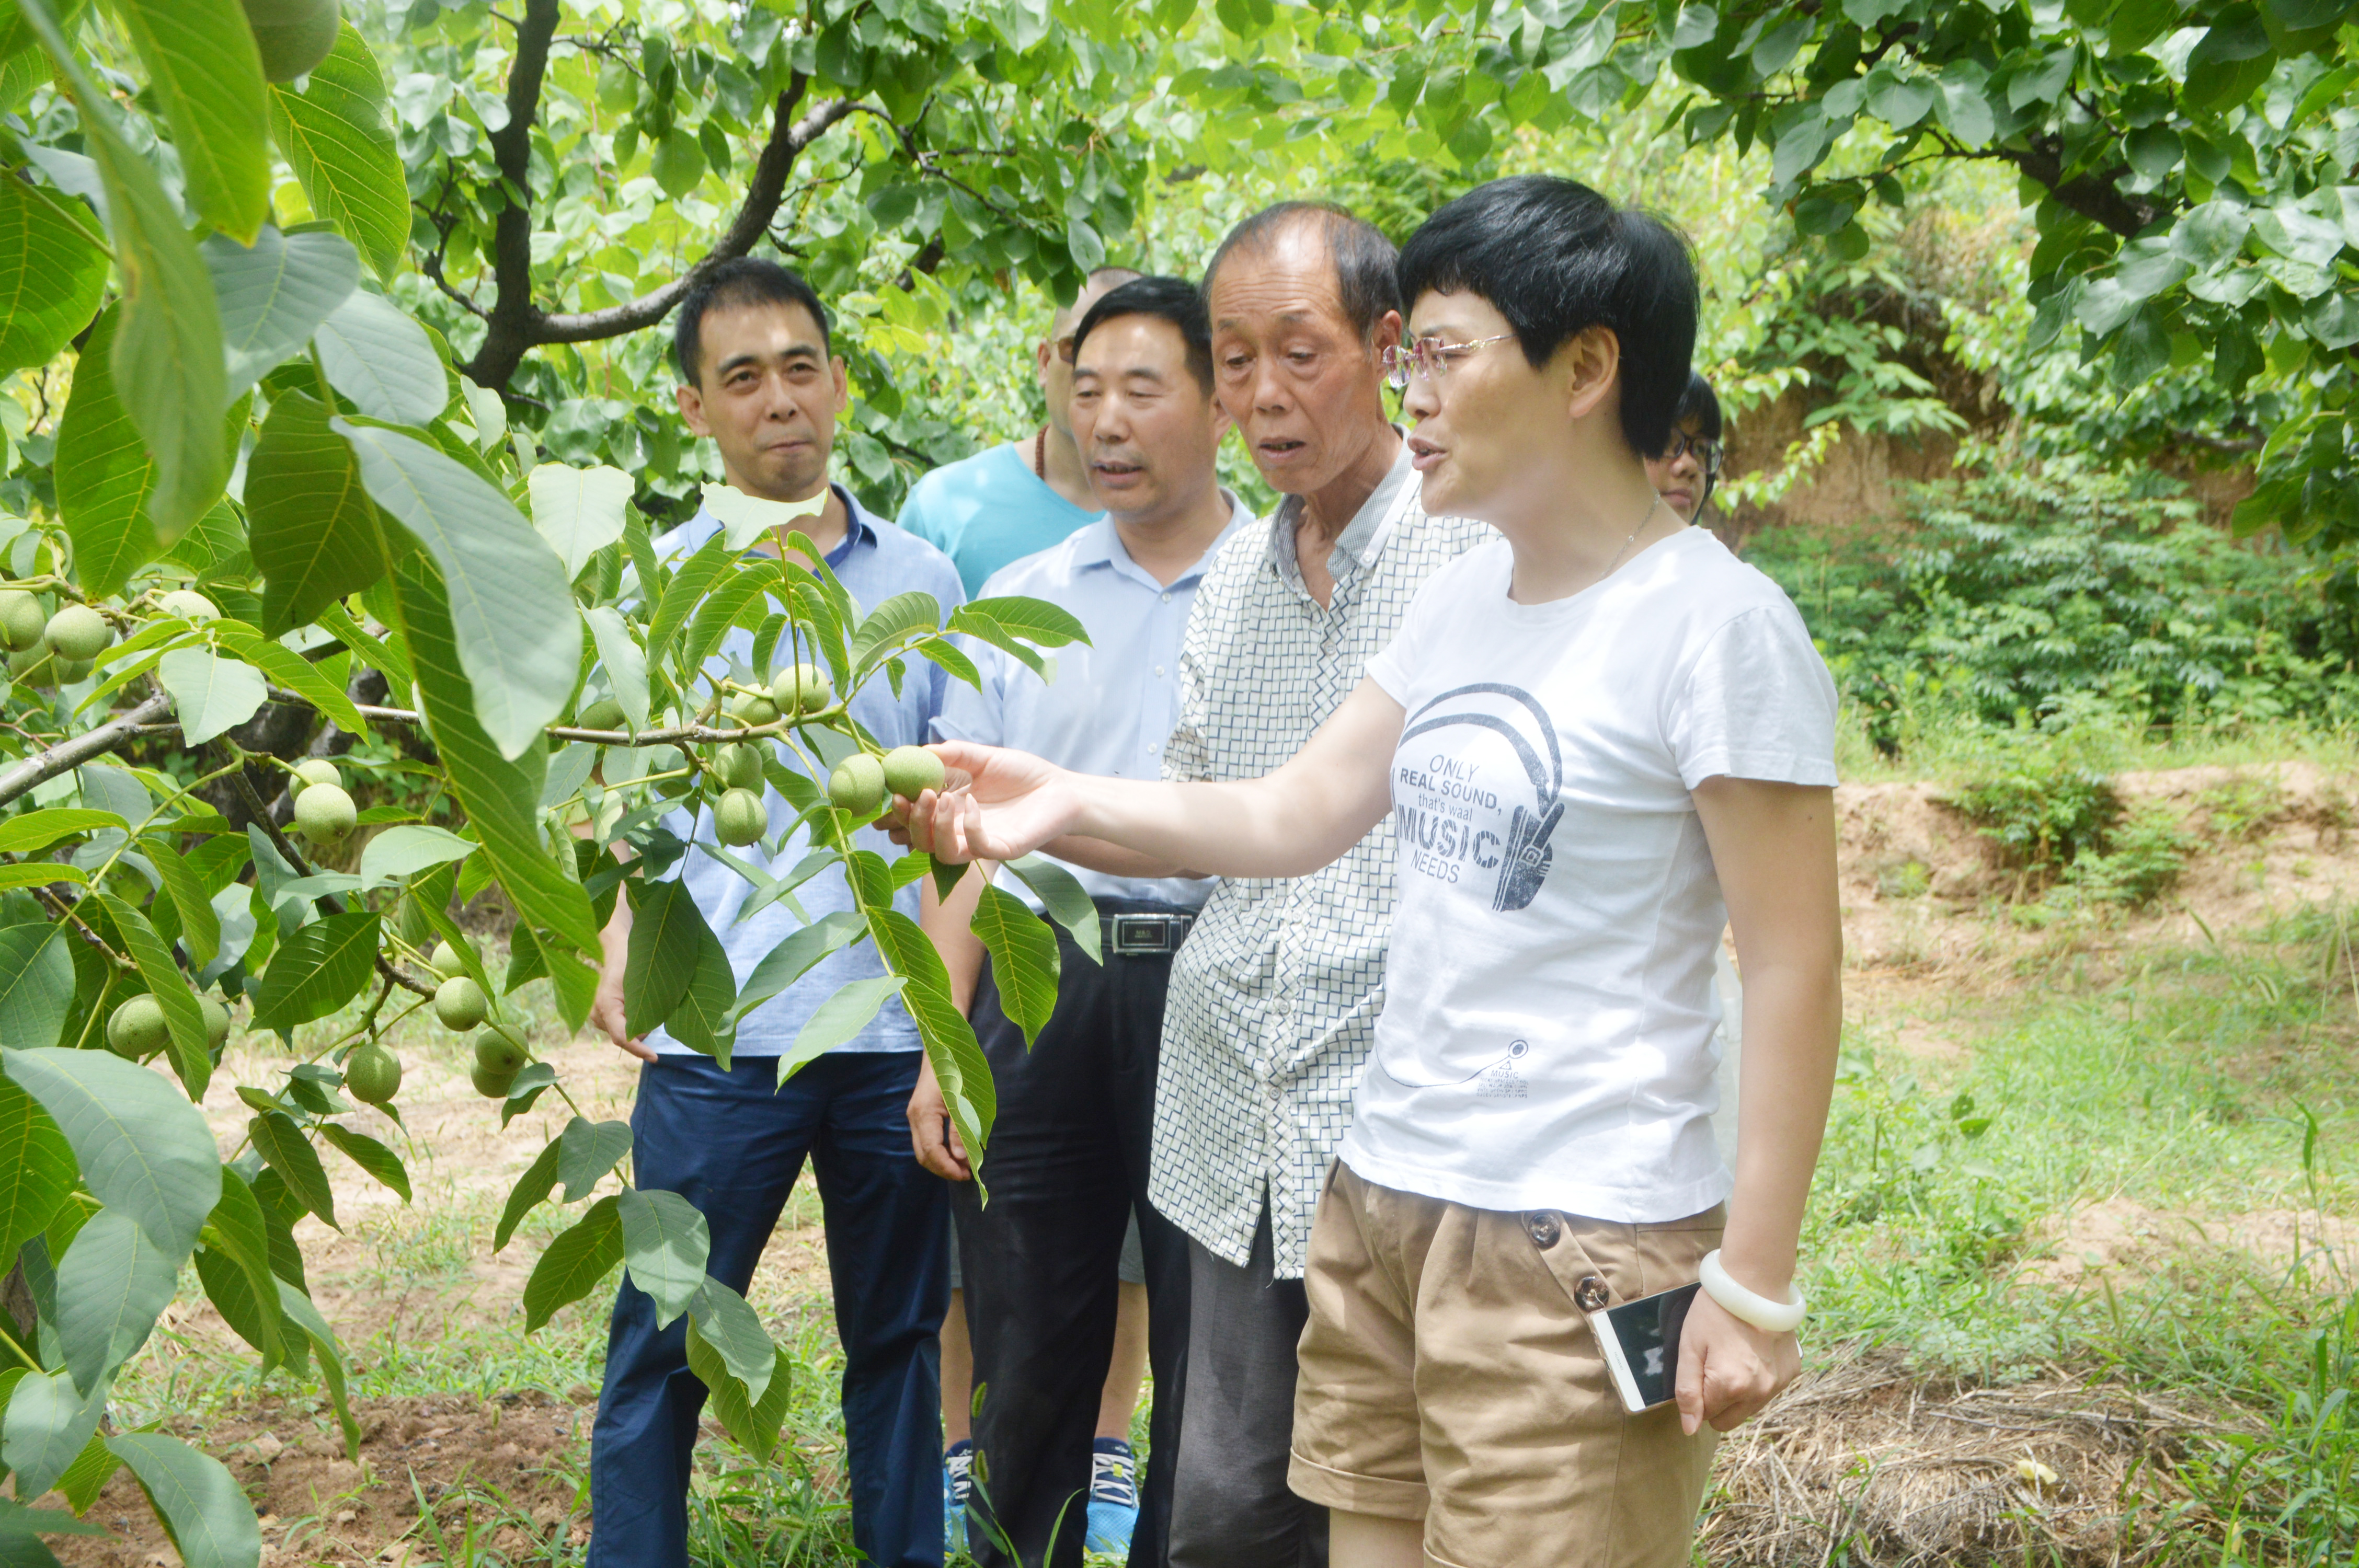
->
<box><xmin>1602</xmin><ymin>494</ymin><xmax>1666</xmax><ymax>578</ymax></box>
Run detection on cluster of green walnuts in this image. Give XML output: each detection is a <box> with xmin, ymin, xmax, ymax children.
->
<box><xmin>577</xmin><ymin>659</ymin><xmax>945</xmax><ymax>847</ymax></box>
<box><xmin>0</xmin><ymin>590</ymin><xmax>127</xmax><ymax>689</ymax></box>
<box><xmin>418</xmin><ymin>939</ymin><xmax>530</xmax><ymax>1099</ymax></box>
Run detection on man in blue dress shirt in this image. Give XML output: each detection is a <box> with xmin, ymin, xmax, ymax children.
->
<box><xmin>910</xmin><ymin>276</ymin><xmax>1249</xmax><ymax>1568</ymax></box>
<box><xmin>586</xmin><ymin>258</ymin><xmax>964</xmax><ymax>1568</ymax></box>
<box><xmin>898</xmin><ymin>266</ymin><xmax>1142</xmax><ymax>597</ymax></box>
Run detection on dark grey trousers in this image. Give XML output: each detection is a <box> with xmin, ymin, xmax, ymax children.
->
<box><xmin>1166</xmin><ymin>1206</ymin><xmax>1330</xmax><ymax>1568</ymax></box>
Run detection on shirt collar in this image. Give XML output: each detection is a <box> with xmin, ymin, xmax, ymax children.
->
<box><xmin>1075</xmin><ymin>492</ymin><xmax>1251</xmax><ymax>590</ymax></box>
<box><xmin>683</xmin><ymin>480</ymin><xmax>875</xmax><ymax>568</ymax></box>
<box><xmin>1268</xmin><ymin>432</ymin><xmax>1418</xmax><ymax>587</ymax></box>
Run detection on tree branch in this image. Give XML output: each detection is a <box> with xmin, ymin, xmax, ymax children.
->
<box><xmin>461</xmin><ymin>0</ymin><xmax>563</xmax><ymax>389</ymax></box>
<box><xmin>0</xmin><ymin>693</ymin><xmax>174</xmax><ymax>808</ymax></box>
<box><xmin>457</xmin><ymin>83</ymin><xmax>849</xmax><ymax>379</ymax></box>
<box><xmin>508</xmin><ymin>84</ymin><xmax>858</xmax><ymax>355</ymax></box>
<box><xmin>1986</xmin><ymin>137</ymin><xmax>2160</xmax><ymax>239</ymax></box>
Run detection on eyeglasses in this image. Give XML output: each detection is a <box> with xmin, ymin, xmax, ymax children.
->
<box><xmin>1053</xmin><ymin>333</ymin><xmax>1077</xmax><ymax>365</ymax></box>
<box><xmin>1379</xmin><ymin>332</ymin><xmax>1517</xmax><ymax>390</ymax></box>
<box><xmin>1662</xmin><ymin>430</ymin><xmax>1724</xmax><ymax>479</ymax></box>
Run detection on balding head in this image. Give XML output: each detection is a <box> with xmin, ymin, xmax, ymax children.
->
<box><xmin>1039</xmin><ymin>267</ymin><xmax>1144</xmax><ymax>440</ymax></box>
<box><xmin>1201</xmin><ymin>203</ymin><xmax>1401</xmax><ymax>343</ymax></box>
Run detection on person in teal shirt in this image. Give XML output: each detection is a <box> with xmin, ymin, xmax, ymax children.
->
<box><xmin>901</xmin><ymin>267</ymin><xmax>1138</xmax><ymax>596</ymax></box>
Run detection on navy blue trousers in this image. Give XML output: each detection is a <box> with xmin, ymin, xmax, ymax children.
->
<box><xmin>588</xmin><ymin>1051</ymin><xmax>949</xmax><ymax>1568</ymax></box>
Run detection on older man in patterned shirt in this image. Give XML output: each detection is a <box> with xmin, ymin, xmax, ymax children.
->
<box><xmin>1032</xmin><ymin>203</ymin><xmax>1488</xmax><ymax>1567</ymax></box>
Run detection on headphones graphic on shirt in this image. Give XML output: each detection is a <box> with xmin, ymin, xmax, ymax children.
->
<box><xmin>1398</xmin><ymin>683</ymin><xmax>1563</xmax><ymax>913</ymax></box>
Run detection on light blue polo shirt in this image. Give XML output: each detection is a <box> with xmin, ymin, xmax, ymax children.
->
<box><xmin>647</xmin><ymin>485</ymin><xmax>964</xmax><ymax>1056</ymax></box>
<box><xmin>932</xmin><ymin>500</ymin><xmax>1250</xmax><ymax>911</ymax></box>
<box><xmin>897</xmin><ymin>441</ymin><xmax>1101</xmax><ymax>599</ymax></box>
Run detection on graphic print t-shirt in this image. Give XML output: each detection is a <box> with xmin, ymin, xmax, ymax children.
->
<box><xmin>1340</xmin><ymin>527</ymin><xmax>1838</xmax><ymax>1222</ymax></box>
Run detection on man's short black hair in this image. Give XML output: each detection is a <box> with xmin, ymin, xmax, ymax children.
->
<box><xmin>1200</xmin><ymin>201</ymin><xmax>1402</xmax><ymax>343</ymax></box>
<box><xmin>1395</xmin><ymin>176</ymin><xmax>1698</xmax><ymax>458</ymax></box>
<box><xmin>1674</xmin><ymin>371</ymin><xmax>1722</xmax><ymax>441</ymax></box>
<box><xmin>1070</xmin><ymin>276</ymin><xmax>1215</xmax><ymax>395</ymax></box>
<box><xmin>674</xmin><ymin>257</ymin><xmax>831</xmax><ymax>384</ymax></box>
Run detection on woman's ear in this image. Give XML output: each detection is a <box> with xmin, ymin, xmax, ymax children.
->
<box><xmin>1559</xmin><ymin>326</ymin><xmax>1621</xmax><ymax>423</ymax></box>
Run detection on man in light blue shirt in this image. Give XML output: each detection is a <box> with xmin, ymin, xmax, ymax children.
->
<box><xmin>587</xmin><ymin>258</ymin><xmax>963</xmax><ymax>1568</ymax></box>
<box><xmin>911</xmin><ymin>277</ymin><xmax>1247</xmax><ymax>1568</ymax></box>
<box><xmin>898</xmin><ymin>266</ymin><xmax>1140</xmax><ymax>596</ymax></box>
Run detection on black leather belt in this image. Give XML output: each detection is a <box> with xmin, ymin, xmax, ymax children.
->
<box><xmin>1101</xmin><ymin>912</ymin><xmax>1195</xmax><ymax>955</ymax></box>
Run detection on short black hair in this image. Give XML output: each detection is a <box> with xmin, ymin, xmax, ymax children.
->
<box><xmin>1395</xmin><ymin>176</ymin><xmax>1697</xmax><ymax>458</ymax></box>
<box><xmin>1200</xmin><ymin>201</ymin><xmax>1402</xmax><ymax>344</ymax></box>
<box><xmin>1070</xmin><ymin>276</ymin><xmax>1215</xmax><ymax>396</ymax></box>
<box><xmin>1674</xmin><ymin>371</ymin><xmax>1722</xmax><ymax>441</ymax></box>
<box><xmin>674</xmin><ymin>257</ymin><xmax>830</xmax><ymax>384</ymax></box>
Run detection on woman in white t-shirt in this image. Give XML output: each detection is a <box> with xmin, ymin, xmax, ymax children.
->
<box><xmin>898</xmin><ymin>175</ymin><xmax>1840</xmax><ymax>1567</ymax></box>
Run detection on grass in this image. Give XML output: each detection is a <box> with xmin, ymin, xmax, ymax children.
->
<box><xmin>92</xmin><ymin>855</ymin><xmax>2359</xmax><ymax>1565</ymax></box>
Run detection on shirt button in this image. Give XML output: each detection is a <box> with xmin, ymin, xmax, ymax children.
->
<box><xmin>1161</xmin><ymin>591</ymin><xmax>1172</xmax><ymax>603</ymax></box>
<box><xmin>1154</xmin><ymin>665</ymin><xmax>1165</xmax><ymax>678</ymax></box>
<box><xmin>1525</xmin><ymin>1212</ymin><xmax>1563</xmax><ymax>1249</ymax></box>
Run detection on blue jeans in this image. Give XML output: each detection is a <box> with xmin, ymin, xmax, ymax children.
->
<box><xmin>588</xmin><ymin>1050</ymin><xmax>949</xmax><ymax>1568</ymax></box>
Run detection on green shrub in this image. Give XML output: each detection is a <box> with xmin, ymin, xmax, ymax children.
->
<box><xmin>1749</xmin><ymin>445</ymin><xmax>2359</xmax><ymax>753</ymax></box>
<box><xmin>2058</xmin><ymin>803</ymin><xmax>2194</xmax><ymax>910</ymax></box>
<box><xmin>1943</xmin><ymin>731</ymin><xmax>2124</xmax><ymax>887</ymax></box>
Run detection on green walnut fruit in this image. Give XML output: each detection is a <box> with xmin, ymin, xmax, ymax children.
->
<box><xmin>770</xmin><ymin>662</ymin><xmax>834</xmax><ymax>716</ymax></box>
<box><xmin>107</xmin><ymin>994</ymin><xmax>171</xmax><ymax>1059</ymax></box>
<box><xmin>715</xmin><ymin>787</ymin><xmax>769</xmax><ymax>847</ymax></box>
<box><xmin>294</xmin><ymin>782</ymin><xmax>357</xmax><ymax>846</ymax></box>
<box><xmin>474</xmin><ymin>1028</ymin><xmax>529</xmax><ymax>1078</ymax></box>
<box><xmin>42</xmin><ymin>605</ymin><xmax>108</xmax><ymax>662</ymax></box>
<box><xmin>290</xmin><ymin>758</ymin><xmax>340</xmax><ymax>798</ymax></box>
<box><xmin>0</xmin><ymin>591</ymin><xmax>44</xmax><ymax>651</ymax></box>
<box><xmin>241</xmin><ymin>0</ymin><xmax>342</xmax><ymax>82</ymax></box>
<box><xmin>159</xmin><ymin>589</ymin><xmax>221</xmax><ymax>622</ymax></box>
<box><xmin>434</xmin><ymin>975</ymin><xmax>488</xmax><ymax>1031</ymax></box>
<box><xmin>55</xmin><ymin>658</ymin><xmax>90</xmax><ymax>685</ymax></box>
<box><xmin>8</xmin><ymin>645</ymin><xmax>57</xmax><ymax>687</ymax></box>
<box><xmin>199</xmin><ymin>995</ymin><xmax>232</xmax><ymax>1049</ymax></box>
<box><xmin>577</xmin><ymin>697</ymin><xmax>626</xmax><ymax>731</ymax></box>
<box><xmin>471</xmin><ymin>1062</ymin><xmax>518</xmax><ymax>1099</ymax></box>
<box><xmin>828</xmin><ymin>752</ymin><xmax>887</xmax><ymax>815</ymax></box>
<box><xmin>729</xmin><ymin>691</ymin><xmax>781</xmax><ymax>727</ymax></box>
<box><xmin>428</xmin><ymin>939</ymin><xmax>467</xmax><ymax>979</ymax></box>
<box><xmin>713</xmin><ymin>743</ymin><xmax>766</xmax><ymax>790</ymax></box>
<box><xmin>345</xmin><ymin>1042</ymin><xmax>403</xmax><ymax>1105</ymax></box>
<box><xmin>882</xmin><ymin>745</ymin><xmax>946</xmax><ymax>800</ymax></box>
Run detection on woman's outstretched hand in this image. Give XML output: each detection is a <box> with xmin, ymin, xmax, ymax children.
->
<box><xmin>890</xmin><ymin>741</ymin><xmax>1081</xmax><ymax>864</ymax></box>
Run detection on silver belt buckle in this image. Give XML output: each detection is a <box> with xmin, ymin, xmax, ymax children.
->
<box><xmin>1110</xmin><ymin>915</ymin><xmax>1178</xmax><ymax>955</ymax></box>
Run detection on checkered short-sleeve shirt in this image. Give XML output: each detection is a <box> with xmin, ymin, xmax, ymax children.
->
<box><xmin>1153</xmin><ymin>446</ymin><xmax>1494</xmax><ymax>1278</ymax></box>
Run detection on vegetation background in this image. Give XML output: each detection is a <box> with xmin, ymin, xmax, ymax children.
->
<box><xmin>0</xmin><ymin>0</ymin><xmax>2356</xmax><ymax>1564</ymax></box>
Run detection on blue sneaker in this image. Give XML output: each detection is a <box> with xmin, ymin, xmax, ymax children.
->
<box><xmin>1083</xmin><ymin>1437</ymin><xmax>1139</xmax><ymax>1556</ymax></box>
<box><xmin>944</xmin><ymin>1440</ymin><xmax>974</xmax><ymax>1554</ymax></box>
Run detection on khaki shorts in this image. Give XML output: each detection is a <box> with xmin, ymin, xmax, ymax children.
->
<box><xmin>1288</xmin><ymin>1161</ymin><xmax>1723</xmax><ymax>1568</ymax></box>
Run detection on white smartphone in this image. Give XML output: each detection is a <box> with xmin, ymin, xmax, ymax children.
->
<box><xmin>1589</xmin><ymin>1281</ymin><xmax>1701</xmax><ymax>1414</ymax></box>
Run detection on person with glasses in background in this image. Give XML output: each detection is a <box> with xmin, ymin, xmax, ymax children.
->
<box><xmin>1646</xmin><ymin>371</ymin><xmax>1724</xmax><ymax>524</ymax></box>
<box><xmin>1645</xmin><ymin>369</ymin><xmax>1744</xmax><ymax>1180</ymax></box>
<box><xmin>900</xmin><ymin>267</ymin><xmax>1143</xmax><ymax>596</ymax></box>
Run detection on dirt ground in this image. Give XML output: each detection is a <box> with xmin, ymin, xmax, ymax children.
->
<box><xmin>37</xmin><ymin>761</ymin><xmax>2359</xmax><ymax>1565</ymax></box>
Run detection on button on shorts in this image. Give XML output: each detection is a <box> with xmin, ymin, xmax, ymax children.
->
<box><xmin>1288</xmin><ymin>1160</ymin><xmax>1724</xmax><ymax>1568</ymax></box>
